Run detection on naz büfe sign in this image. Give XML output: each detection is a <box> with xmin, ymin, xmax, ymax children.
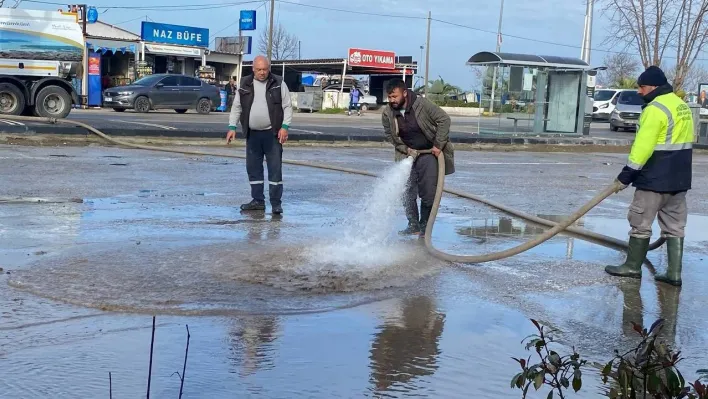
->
<box><xmin>141</xmin><ymin>21</ymin><xmax>209</xmax><ymax>48</ymax></box>
<box><xmin>347</xmin><ymin>48</ymin><xmax>396</xmax><ymax>69</ymax></box>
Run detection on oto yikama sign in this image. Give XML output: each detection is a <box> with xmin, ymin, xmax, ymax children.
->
<box><xmin>141</xmin><ymin>21</ymin><xmax>209</xmax><ymax>47</ymax></box>
<box><xmin>347</xmin><ymin>48</ymin><xmax>396</xmax><ymax>69</ymax></box>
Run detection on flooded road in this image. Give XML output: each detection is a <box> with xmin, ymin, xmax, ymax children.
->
<box><xmin>1</xmin><ymin>145</ymin><xmax>707</xmax><ymax>398</ymax></box>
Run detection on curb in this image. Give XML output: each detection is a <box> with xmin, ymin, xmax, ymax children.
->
<box><xmin>3</xmin><ymin>125</ymin><xmax>634</xmax><ymax>147</ymax></box>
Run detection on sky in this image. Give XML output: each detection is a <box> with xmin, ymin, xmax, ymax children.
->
<box><xmin>22</xmin><ymin>0</ymin><xmax>616</xmax><ymax>89</ymax></box>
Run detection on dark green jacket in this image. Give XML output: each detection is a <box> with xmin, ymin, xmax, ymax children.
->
<box><xmin>382</xmin><ymin>95</ymin><xmax>455</xmax><ymax>175</ymax></box>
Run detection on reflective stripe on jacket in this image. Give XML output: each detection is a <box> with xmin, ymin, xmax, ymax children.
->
<box><xmin>620</xmin><ymin>91</ymin><xmax>693</xmax><ymax>192</ymax></box>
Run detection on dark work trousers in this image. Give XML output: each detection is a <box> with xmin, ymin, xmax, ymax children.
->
<box><xmin>403</xmin><ymin>153</ymin><xmax>438</xmax><ymax>223</ymax></box>
<box><xmin>246</xmin><ymin>129</ymin><xmax>283</xmax><ymax>205</ymax></box>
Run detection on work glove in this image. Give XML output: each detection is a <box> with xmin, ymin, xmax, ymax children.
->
<box><xmin>613</xmin><ymin>178</ymin><xmax>628</xmax><ymax>192</ymax></box>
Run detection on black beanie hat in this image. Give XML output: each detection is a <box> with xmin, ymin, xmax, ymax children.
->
<box><xmin>637</xmin><ymin>65</ymin><xmax>668</xmax><ymax>87</ymax></box>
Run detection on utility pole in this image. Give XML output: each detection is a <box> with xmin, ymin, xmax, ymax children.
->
<box><xmin>267</xmin><ymin>0</ymin><xmax>275</xmax><ymax>61</ymax></box>
<box><xmin>424</xmin><ymin>11</ymin><xmax>431</xmax><ymax>96</ymax></box>
<box><xmin>580</xmin><ymin>0</ymin><xmax>594</xmax><ymax>63</ymax></box>
<box><xmin>298</xmin><ymin>40</ymin><xmax>301</xmax><ymax>59</ymax></box>
<box><xmin>488</xmin><ymin>0</ymin><xmax>504</xmax><ymax>114</ymax></box>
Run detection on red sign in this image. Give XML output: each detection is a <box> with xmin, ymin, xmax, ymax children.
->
<box><xmin>347</xmin><ymin>48</ymin><xmax>396</xmax><ymax>69</ymax></box>
<box><xmin>88</xmin><ymin>56</ymin><xmax>100</xmax><ymax>75</ymax></box>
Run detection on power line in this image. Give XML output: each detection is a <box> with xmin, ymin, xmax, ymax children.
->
<box><xmin>22</xmin><ymin>0</ymin><xmax>262</xmax><ymax>10</ymax></box>
<box><xmin>20</xmin><ymin>0</ymin><xmax>703</xmax><ymax>62</ymax></box>
<box><xmin>113</xmin><ymin>15</ymin><xmax>149</xmax><ymax>25</ymax></box>
<box><xmin>270</xmin><ymin>0</ymin><xmax>695</xmax><ymax>62</ymax></box>
<box><xmin>275</xmin><ymin>0</ymin><xmax>423</xmax><ymax>20</ymax></box>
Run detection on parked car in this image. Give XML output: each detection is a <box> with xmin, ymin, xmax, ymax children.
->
<box><xmin>103</xmin><ymin>74</ymin><xmax>220</xmax><ymax>114</ymax></box>
<box><xmin>609</xmin><ymin>90</ymin><xmax>644</xmax><ymax>132</ymax></box>
<box><xmin>322</xmin><ymin>84</ymin><xmax>379</xmax><ymax>111</ymax></box>
<box><xmin>592</xmin><ymin>88</ymin><xmax>634</xmax><ymax>120</ymax></box>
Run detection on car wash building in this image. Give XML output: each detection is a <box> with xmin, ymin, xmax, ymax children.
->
<box><xmin>240</xmin><ymin>47</ymin><xmax>417</xmax><ymax>110</ymax></box>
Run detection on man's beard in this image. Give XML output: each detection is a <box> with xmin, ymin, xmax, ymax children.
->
<box><xmin>390</xmin><ymin>99</ymin><xmax>404</xmax><ymax>109</ymax></box>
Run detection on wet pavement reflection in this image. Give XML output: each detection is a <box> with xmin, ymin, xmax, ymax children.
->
<box><xmin>1</xmin><ymin>146</ymin><xmax>707</xmax><ymax>398</ymax></box>
<box><xmin>369</xmin><ymin>296</ymin><xmax>445</xmax><ymax>394</ymax></box>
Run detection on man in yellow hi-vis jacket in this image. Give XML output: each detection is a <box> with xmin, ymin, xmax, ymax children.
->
<box><xmin>605</xmin><ymin>66</ymin><xmax>693</xmax><ymax>286</ymax></box>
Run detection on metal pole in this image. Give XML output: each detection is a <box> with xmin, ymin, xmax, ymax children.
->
<box><xmin>580</xmin><ymin>8</ymin><xmax>588</xmax><ymax>60</ymax></box>
<box><xmin>236</xmin><ymin>26</ymin><xmax>243</xmax><ymax>83</ymax></box>
<box><xmin>581</xmin><ymin>0</ymin><xmax>594</xmax><ymax>63</ymax></box>
<box><xmin>298</xmin><ymin>40</ymin><xmax>301</xmax><ymax>59</ymax></box>
<box><xmin>339</xmin><ymin>60</ymin><xmax>347</xmax><ymax>107</ymax></box>
<box><xmin>489</xmin><ymin>0</ymin><xmax>504</xmax><ymax>114</ymax></box>
<box><xmin>267</xmin><ymin>0</ymin><xmax>275</xmax><ymax>61</ymax></box>
<box><xmin>424</xmin><ymin>11</ymin><xmax>431</xmax><ymax>96</ymax></box>
<box><xmin>80</xmin><ymin>4</ymin><xmax>87</xmax><ymax>36</ymax></box>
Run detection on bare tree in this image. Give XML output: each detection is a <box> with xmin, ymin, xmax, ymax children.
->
<box><xmin>665</xmin><ymin>63</ymin><xmax>708</xmax><ymax>93</ymax></box>
<box><xmin>258</xmin><ymin>23</ymin><xmax>299</xmax><ymax>60</ymax></box>
<box><xmin>598</xmin><ymin>52</ymin><xmax>641</xmax><ymax>87</ymax></box>
<box><xmin>599</xmin><ymin>0</ymin><xmax>708</xmax><ymax>90</ymax></box>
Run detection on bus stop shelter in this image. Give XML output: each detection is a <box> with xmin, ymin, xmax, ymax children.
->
<box><xmin>467</xmin><ymin>52</ymin><xmax>594</xmax><ymax>135</ymax></box>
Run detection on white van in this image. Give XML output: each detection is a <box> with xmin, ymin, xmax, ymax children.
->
<box><xmin>592</xmin><ymin>89</ymin><xmax>634</xmax><ymax>120</ymax></box>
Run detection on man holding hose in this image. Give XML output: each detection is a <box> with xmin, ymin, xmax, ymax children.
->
<box><xmin>382</xmin><ymin>79</ymin><xmax>455</xmax><ymax>237</ymax></box>
<box><xmin>605</xmin><ymin>66</ymin><xmax>693</xmax><ymax>286</ymax></box>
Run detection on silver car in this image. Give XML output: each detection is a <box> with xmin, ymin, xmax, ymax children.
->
<box><xmin>103</xmin><ymin>74</ymin><xmax>220</xmax><ymax>114</ymax></box>
<box><xmin>609</xmin><ymin>90</ymin><xmax>644</xmax><ymax>132</ymax></box>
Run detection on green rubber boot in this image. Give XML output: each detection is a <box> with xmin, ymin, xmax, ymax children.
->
<box><xmin>605</xmin><ymin>236</ymin><xmax>650</xmax><ymax>279</ymax></box>
<box><xmin>655</xmin><ymin>237</ymin><xmax>683</xmax><ymax>287</ymax></box>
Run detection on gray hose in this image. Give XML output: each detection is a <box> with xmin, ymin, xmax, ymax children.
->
<box><xmin>0</xmin><ymin>114</ymin><xmax>664</xmax><ymax>262</ymax></box>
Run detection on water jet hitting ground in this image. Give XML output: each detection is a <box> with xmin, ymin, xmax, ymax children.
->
<box><xmin>304</xmin><ymin>156</ymin><xmax>415</xmax><ymax>269</ymax></box>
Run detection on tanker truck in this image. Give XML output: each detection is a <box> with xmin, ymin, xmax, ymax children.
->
<box><xmin>0</xmin><ymin>8</ymin><xmax>83</xmax><ymax>118</ymax></box>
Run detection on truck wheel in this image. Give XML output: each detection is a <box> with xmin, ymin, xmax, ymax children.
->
<box><xmin>0</xmin><ymin>83</ymin><xmax>26</xmax><ymax>115</ymax></box>
<box><xmin>196</xmin><ymin>98</ymin><xmax>211</xmax><ymax>115</ymax></box>
<box><xmin>360</xmin><ymin>104</ymin><xmax>369</xmax><ymax>111</ymax></box>
<box><xmin>134</xmin><ymin>96</ymin><xmax>150</xmax><ymax>113</ymax></box>
<box><xmin>35</xmin><ymin>85</ymin><xmax>72</xmax><ymax>118</ymax></box>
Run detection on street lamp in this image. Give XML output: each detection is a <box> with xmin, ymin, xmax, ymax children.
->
<box><xmin>489</xmin><ymin>0</ymin><xmax>504</xmax><ymax>114</ymax></box>
<box><xmin>580</xmin><ymin>0</ymin><xmax>594</xmax><ymax>63</ymax></box>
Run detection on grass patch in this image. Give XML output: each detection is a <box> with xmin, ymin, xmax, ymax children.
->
<box><xmin>318</xmin><ymin>107</ymin><xmax>346</xmax><ymax>114</ymax></box>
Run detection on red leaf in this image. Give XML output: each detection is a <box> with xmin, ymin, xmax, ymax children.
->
<box><xmin>631</xmin><ymin>322</ymin><xmax>643</xmax><ymax>334</ymax></box>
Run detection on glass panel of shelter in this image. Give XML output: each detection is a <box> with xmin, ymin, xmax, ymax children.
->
<box><xmin>483</xmin><ymin>64</ymin><xmax>583</xmax><ymax>135</ymax></box>
<box><xmin>485</xmin><ymin>65</ymin><xmax>545</xmax><ymax>135</ymax></box>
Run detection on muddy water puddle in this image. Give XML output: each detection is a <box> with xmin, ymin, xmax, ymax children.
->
<box><xmin>3</xmin><ymin>146</ymin><xmax>708</xmax><ymax>398</ymax></box>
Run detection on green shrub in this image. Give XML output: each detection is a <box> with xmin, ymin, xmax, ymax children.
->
<box><xmin>510</xmin><ymin>318</ymin><xmax>708</xmax><ymax>398</ymax></box>
<box><xmin>433</xmin><ymin>99</ymin><xmax>480</xmax><ymax>108</ymax></box>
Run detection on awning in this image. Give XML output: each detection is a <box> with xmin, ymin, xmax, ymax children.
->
<box><xmin>466</xmin><ymin>52</ymin><xmax>590</xmax><ymax>70</ymax></box>
<box><xmin>86</xmin><ymin>38</ymin><xmax>138</xmax><ymax>55</ymax></box>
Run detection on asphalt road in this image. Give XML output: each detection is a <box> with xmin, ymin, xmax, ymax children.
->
<box><xmin>0</xmin><ymin>108</ymin><xmax>633</xmax><ymax>142</ymax></box>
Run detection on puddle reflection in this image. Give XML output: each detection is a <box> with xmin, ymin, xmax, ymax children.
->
<box><xmin>456</xmin><ymin>215</ymin><xmax>585</xmax><ymax>240</ymax></box>
<box><xmin>369</xmin><ymin>296</ymin><xmax>445</xmax><ymax>394</ymax></box>
<box><xmin>228</xmin><ymin>316</ymin><xmax>280</xmax><ymax>377</ymax></box>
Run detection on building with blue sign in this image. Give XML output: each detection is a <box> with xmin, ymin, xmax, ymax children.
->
<box><xmin>139</xmin><ymin>21</ymin><xmax>210</xmax><ymax>76</ymax></box>
<box><xmin>77</xmin><ymin>16</ymin><xmax>242</xmax><ymax>108</ymax></box>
